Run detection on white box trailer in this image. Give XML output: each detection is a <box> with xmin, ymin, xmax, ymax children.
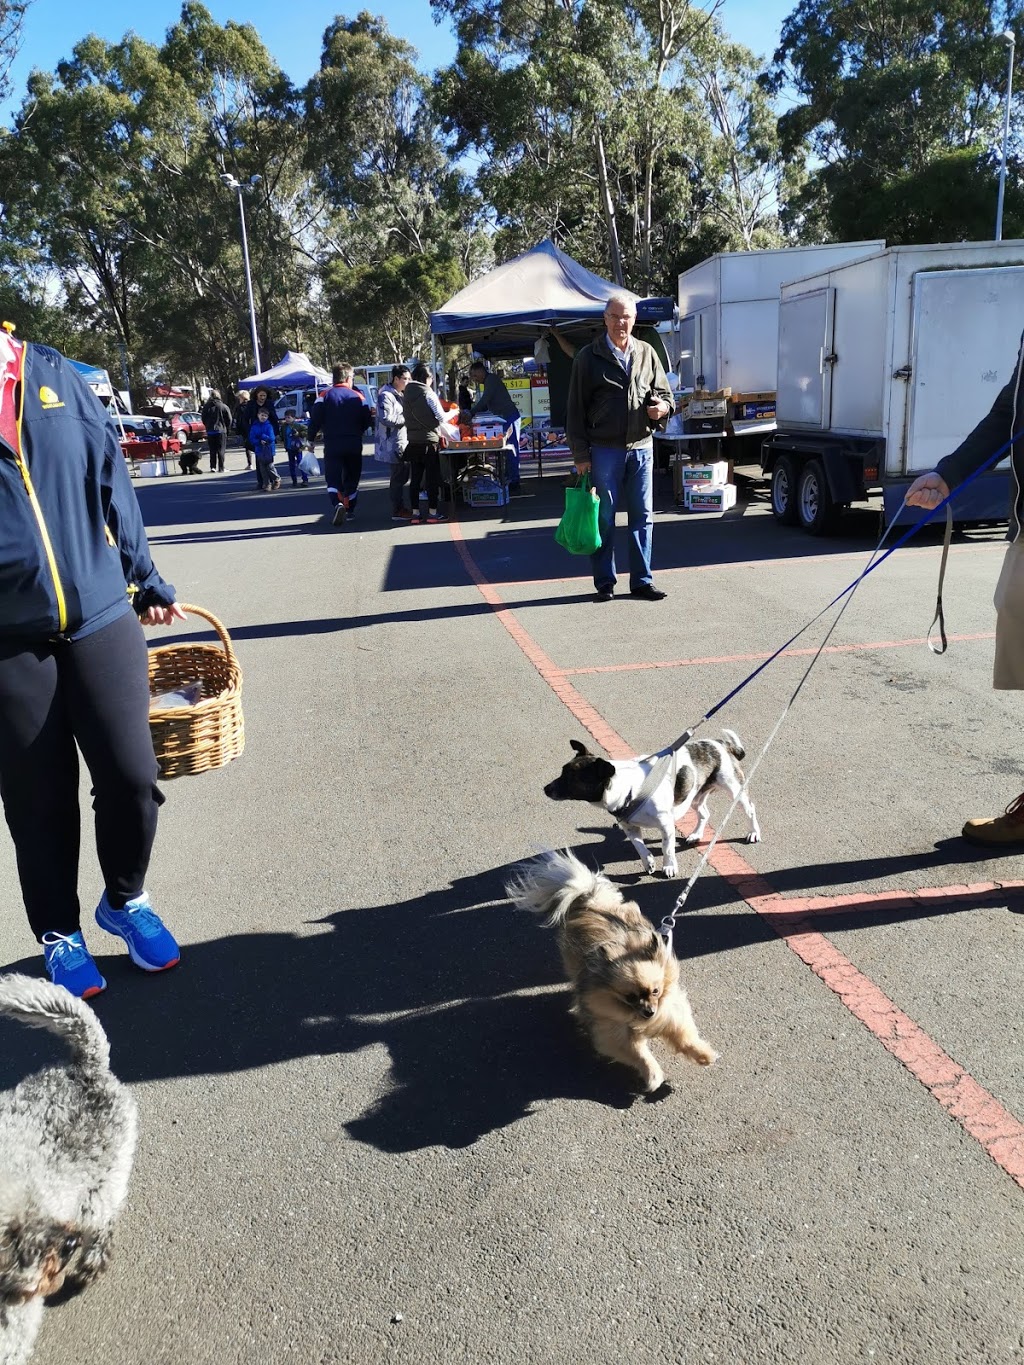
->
<box><xmin>763</xmin><ymin>241</ymin><xmax>1024</xmax><ymax>533</ymax></box>
<box><xmin>676</xmin><ymin>242</ymin><xmax>884</xmax><ymax>395</ymax></box>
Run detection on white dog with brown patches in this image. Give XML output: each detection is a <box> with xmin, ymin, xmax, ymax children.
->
<box><xmin>543</xmin><ymin>730</ymin><xmax>761</xmax><ymax>878</ymax></box>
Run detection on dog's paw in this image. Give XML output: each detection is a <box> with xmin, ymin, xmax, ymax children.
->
<box><xmin>680</xmin><ymin>833</ymin><xmax>701</xmax><ymax>848</ymax></box>
<box><xmin>744</xmin><ymin>833</ymin><xmax>762</xmax><ymax>844</ymax></box>
<box><xmin>641</xmin><ymin>1066</ymin><xmax>666</xmax><ymax>1093</ymax></box>
<box><xmin>644</xmin><ymin>1080</ymin><xmax>673</xmax><ymax>1104</ymax></box>
<box><xmin>662</xmin><ymin>861</ymin><xmax>679</xmax><ymax>879</ymax></box>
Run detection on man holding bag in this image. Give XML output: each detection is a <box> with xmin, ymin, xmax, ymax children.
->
<box><xmin>376</xmin><ymin>365</ymin><xmax>412</xmax><ymax>521</ymax></box>
<box><xmin>567</xmin><ymin>293</ymin><xmax>673</xmax><ymax>602</ymax></box>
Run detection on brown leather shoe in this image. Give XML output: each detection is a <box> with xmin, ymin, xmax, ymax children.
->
<box><xmin>962</xmin><ymin>791</ymin><xmax>1024</xmax><ymax>846</ymax></box>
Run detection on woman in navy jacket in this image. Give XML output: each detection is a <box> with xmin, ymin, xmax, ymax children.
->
<box><xmin>0</xmin><ymin>329</ymin><xmax>183</xmax><ymax>997</ymax></box>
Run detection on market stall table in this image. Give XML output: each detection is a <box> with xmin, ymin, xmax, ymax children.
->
<box><xmin>653</xmin><ymin>430</ymin><xmax>729</xmax><ymax>506</ymax></box>
<box><xmin>440</xmin><ymin>438</ymin><xmax>512</xmax><ymax>519</ymax></box>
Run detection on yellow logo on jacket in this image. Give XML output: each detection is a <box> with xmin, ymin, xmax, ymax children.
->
<box><xmin>39</xmin><ymin>385</ymin><xmax>64</xmax><ymax>410</ymax></box>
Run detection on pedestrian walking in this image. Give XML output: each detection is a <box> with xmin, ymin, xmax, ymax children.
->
<box><xmin>566</xmin><ymin>293</ymin><xmax>673</xmax><ymax>602</ymax></box>
<box><xmin>907</xmin><ymin>329</ymin><xmax>1024</xmax><ymax>845</ymax></box>
<box><xmin>282</xmin><ymin>410</ymin><xmax>307</xmax><ymax>486</ymax></box>
<box><xmin>249</xmin><ymin>407</ymin><xmax>281</xmax><ymax>491</ymax></box>
<box><xmin>201</xmin><ymin>389</ymin><xmax>232</xmax><ymax>472</ymax></box>
<box><xmin>401</xmin><ymin>364</ymin><xmax>448</xmax><ymax>524</ymax></box>
<box><xmin>0</xmin><ymin>328</ymin><xmax>184</xmax><ymax>998</ymax></box>
<box><xmin>244</xmin><ymin>386</ymin><xmax>278</xmax><ymax>488</ymax></box>
<box><xmin>376</xmin><ymin>364</ymin><xmax>413</xmax><ymax>521</ymax></box>
<box><xmin>306</xmin><ymin>363</ymin><xmax>374</xmax><ymax>526</ymax></box>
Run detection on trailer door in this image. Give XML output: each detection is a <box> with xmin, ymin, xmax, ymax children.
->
<box><xmin>905</xmin><ymin>266</ymin><xmax>1024</xmax><ymax>473</ymax></box>
<box><xmin>776</xmin><ymin>288</ymin><xmax>835</xmax><ymax>428</ymax></box>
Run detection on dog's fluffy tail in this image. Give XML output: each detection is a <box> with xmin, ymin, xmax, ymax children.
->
<box><xmin>0</xmin><ymin>974</ymin><xmax>110</xmax><ymax>1075</ymax></box>
<box><xmin>505</xmin><ymin>849</ymin><xmax>623</xmax><ymax>927</ymax></box>
<box><xmin>720</xmin><ymin>728</ymin><xmax>746</xmax><ymax>761</ymax></box>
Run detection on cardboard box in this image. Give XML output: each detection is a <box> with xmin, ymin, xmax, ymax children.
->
<box><xmin>685</xmin><ymin>398</ymin><xmax>729</xmax><ymax>419</ymax></box>
<box><xmin>685</xmin><ymin>483</ymin><xmax>737</xmax><ymax>512</ymax></box>
<box><xmin>684</xmin><ymin>416</ymin><xmax>725</xmax><ymax>434</ymax></box>
<box><xmin>690</xmin><ymin>387</ymin><xmax>732</xmax><ymax>399</ymax></box>
<box><xmin>681</xmin><ymin>461</ymin><xmax>729</xmax><ymax>486</ymax></box>
<box><xmin>732</xmin><ymin>401</ymin><xmax>777</xmax><ymax>420</ymax></box>
<box><xmin>731</xmin><ymin>391</ymin><xmax>775</xmax><ymax>404</ymax></box>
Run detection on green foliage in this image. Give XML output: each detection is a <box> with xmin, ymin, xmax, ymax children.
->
<box><xmin>766</xmin><ymin>0</ymin><xmax>1024</xmax><ymax>241</ymax></box>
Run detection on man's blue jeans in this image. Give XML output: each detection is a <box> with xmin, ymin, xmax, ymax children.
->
<box><xmin>589</xmin><ymin>444</ymin><xmax>654</xmax><ymax>591</ymax></box>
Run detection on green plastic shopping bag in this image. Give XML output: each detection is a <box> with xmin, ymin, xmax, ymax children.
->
<box><xmin>555</xmin><ymin>474</ymin><xmax>602</xmax><ymax>555</ymax></box>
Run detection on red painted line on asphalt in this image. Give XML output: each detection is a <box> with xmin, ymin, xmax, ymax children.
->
<box><xmin>559</xmin><ymin>633</ymin><xmax>996</xmax><ymax>676</ymax></box>
<box><xmin>450</xmin><ymin>520</ymin><xmax>1024</xmax><ymax>1190</ymax></box>
<box><xmin>760</xmin><ymin>880</ymin><xmax>1024</xmax><ymax>916</ymax></box>
<box><xmin>491</xmin><ymin>540</ymin><xmax>1004</xmax><ymax>591</ymax></box>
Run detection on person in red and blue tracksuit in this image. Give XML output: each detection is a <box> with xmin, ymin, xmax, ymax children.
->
<box><xmin>0</xmin><ymin>328</ymin><xmax>184</xmax><ymax>998</ymax></box>
<box><xmin>305</xmin><ymin>362</ymin><xmax>374</xmax><ymax>525</ymax></box>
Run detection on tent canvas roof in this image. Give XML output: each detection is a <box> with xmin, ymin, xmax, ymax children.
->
<box><xmin>429</xmin><ymin>239</ymin><xmax>674</xmax><ymax>353</ymax></box>
<box><xmin>236</xmin><ymin>350</ymin><xmax>331</xmax><ymax>391</ymax></box>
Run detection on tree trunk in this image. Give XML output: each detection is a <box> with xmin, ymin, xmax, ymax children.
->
<box><xmin>594</xmin><ymin>121</ymin><xmax>624</xmax><ymax>286</ymax></box>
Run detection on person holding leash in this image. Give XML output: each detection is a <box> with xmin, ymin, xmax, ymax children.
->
<box><xmin>0</xmin><ymin>326</ymin><xmax>183</xmax><ymax>998</ymax></box>
<box><xmin>907</xmin><ymin>335</ymin><xmax>1024</xmax><ymax>846</ymax></box>
<box><xmin>567</xmin><ymin>292</ymin><xmax>673</xmax><ymax>603</ymax></box>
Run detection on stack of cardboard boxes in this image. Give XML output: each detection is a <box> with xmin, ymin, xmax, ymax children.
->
<box><xmin>678</xmin><ymin>388</ymin><xmax>735</xmax><ymax>512</ymax></box>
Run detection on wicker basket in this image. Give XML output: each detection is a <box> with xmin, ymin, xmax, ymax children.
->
<box><xmin>147</xmin><ymin>604</ymin><xmax>244</xmax><ymax>779</ymax></box>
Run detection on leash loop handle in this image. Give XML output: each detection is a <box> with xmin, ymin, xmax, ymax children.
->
<box><xmin>927</xmin><ymin>504</ymin><xmax>953</xmax><ymax>654</ymax></box>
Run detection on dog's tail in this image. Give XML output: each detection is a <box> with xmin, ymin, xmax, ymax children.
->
<box><xmin>505</xmin><ymin>849</ymin><xmax>623</xmax><ymax>927</ymax></box>
<box><xmin>0</xmin><ymin>974</ymin><xmax>110</xmax><ymax>1075</ymax></box>
<box><xmin>720</xmin><ymin>728</ymin><xmax>746</xmax><ymax>761</ymax></box>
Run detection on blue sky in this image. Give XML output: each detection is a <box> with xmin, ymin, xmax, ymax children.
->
<box><xmin>3</xmin><ymin>0</ymin><xmax>789</xmax><ymax>120</ymax></box>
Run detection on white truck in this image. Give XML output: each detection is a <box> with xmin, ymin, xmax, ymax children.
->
<box><xmin>762</xmin><ymin>241</ymin><xmax>1024</xmax><ymax>534</ymax></box>
<box><xmin>677</xmin><ymin>242</ymin><xmax>884</xmax><ymax>398</ymax></box>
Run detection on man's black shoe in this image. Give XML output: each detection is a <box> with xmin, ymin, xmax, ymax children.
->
<box><xmin>595</xmin><ymin>587</ymin><xmax>614</xmax><ymax>602</ymax></box>
<box><xmin>630</xmin><ymin>585</ymin><xmax>667</xmax><ymax>601</ymax></box>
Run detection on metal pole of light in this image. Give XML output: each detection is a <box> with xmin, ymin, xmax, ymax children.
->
<box><xmin>236</xmin><ymin>187</ymin><xmax>261</xmax><ymax>374</ymax></box>
<box><xmin>996</xmin><ymin>30</ymin><xmax>1016</xmax><ymax>242</ymax></box>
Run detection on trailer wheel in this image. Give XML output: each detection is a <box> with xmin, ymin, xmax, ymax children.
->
<box><xmin>797</xmin><ymin>458</ymin><xmax>840</xmax><ymax>536</ymax></box>
<box><xmin>770</xmin><ymin>455</ymin><xmax>799</xmax><ymax>525</ymax></box>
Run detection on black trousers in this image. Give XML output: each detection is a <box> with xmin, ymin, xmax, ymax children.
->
<box><xmin>0</xmin><ymin>610</ymin><xmax>164</xmax><ymax>940</ymax></box>
<box><xmin>324</xmin><ymin>448</ymin><xmax>363</xmax><ymax>504</ymax></box>
<box><xmin>407</xmin><ymin>443</ymin><xmax>441</xmax><ymax>512</ymax></box>
<box><xmin>208</xmin><ymin>432</ymin><xmax>226</xmax><ymax>470</ymax></box>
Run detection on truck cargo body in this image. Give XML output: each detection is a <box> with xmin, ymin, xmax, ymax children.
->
<box><xmin>763</xmin><ymin>242</ymin><xmax>1024</xmax><ymax>533</ymax></box>
<box><xmin>677</xmin><ymin>242</ymin><xmax>884</xmax><ymax>395</ymax></box>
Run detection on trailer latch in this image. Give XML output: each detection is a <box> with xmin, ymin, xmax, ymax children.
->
<box><xmin>893</xmin><ymin>365</ymin><xmax>912</xmax><ymax>380</ymax></box>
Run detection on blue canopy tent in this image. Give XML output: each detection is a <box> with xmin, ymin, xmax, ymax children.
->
<box><xmin>429</xmin><ymin>238</ymin><xmax>674</xmax><ymax>355</ymax></box>
<box><xmin>67</xmin><ymin>357</ymin><xmax>116</xmax><ymax>400</ymax></box>
<box><xmin>235</xmin><ymin>350</ymin><xmax>331</xmax><ymax>390</ymax></box>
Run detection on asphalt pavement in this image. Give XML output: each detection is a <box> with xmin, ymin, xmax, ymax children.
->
<box><xmin>1</xmin><ymin>448</ymin><xmax>1021</xmax><ymax>1364</ymax></box>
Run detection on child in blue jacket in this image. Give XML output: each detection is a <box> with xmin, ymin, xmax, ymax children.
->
<box><xmin>282</xmin><ymin>410</ymin><xmax>307</xmax><ymax>486</ymax></box>
<box><xmin>250</xmin><ymin>408</ymin><xmax>281</xmax><ymax>491</ymax></box>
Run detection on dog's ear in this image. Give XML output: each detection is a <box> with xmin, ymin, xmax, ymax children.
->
<box><xmin>642</xmin><ymin>931</ymin><xmax>662</xmax><ymax>960</ymax></box>
<box><xmin>570</xmin><ymin>739</ymin><xmax>591</xmax><ymax>756</ymax></box>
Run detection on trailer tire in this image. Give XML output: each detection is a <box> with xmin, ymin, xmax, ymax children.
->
<box><xmin>797</xmin><ymin>457</ymin><xmax>840</xmax><ymax>536</ymax></box>
<box><xmin>770</xmin><ymin>454</ymin><xmax>800</xmax><ymax>525</ymax></box>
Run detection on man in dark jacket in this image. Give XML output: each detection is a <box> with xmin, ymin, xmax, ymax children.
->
<box><xmin>468</xmin><ymin>359</ymin><xmax>523</xmax><ymax>491</ymax></box>
<box><xmin>907</xmin><ymin>334</ymin><xmax>1024</xmax><ymax>846</ymax></box>
<box><xmin>400</xmin><ymin>364</ymin><xmax>448</xmax><ymax>523</ymax></box>
<box><xmin>201</xmin><ymin>389</ymin><xmax>232</xmax><ymax>472</ymax></box>
<box><xmin>306</xmin><ymin>363</ymin><xmax>374</xmax><ymax>525</ymax></box>
<box><xmin>567</xmin><ymin>293</ymin><xmax>672</xmax><ymax>602</ymax></box>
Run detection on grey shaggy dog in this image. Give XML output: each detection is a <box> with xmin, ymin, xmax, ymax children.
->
<box><xmin>0</xmin><ymin>975</ymin><xmax>137</xmax><ymax>1365</ymax></box>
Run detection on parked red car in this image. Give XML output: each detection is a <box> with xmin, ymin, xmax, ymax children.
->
<box><xmin>169</xmin><ymin>411</ymin><xmax>206</xmax><ymax>443</ymax></box>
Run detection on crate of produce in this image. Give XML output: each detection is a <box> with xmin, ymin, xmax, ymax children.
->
<box><xmin>685</xmin><ymin>483</ymin><xmax>737</xmax><ymax>512</ymax></box>
<box><xmin>465</xmin><ymin>476</ymin><xmax>509</xmax><ymax>508</ymax></box>
<box><xmin>681</xmin><ymin>461</ymin><xmax>729</xmax><ymax>486</ymax></box>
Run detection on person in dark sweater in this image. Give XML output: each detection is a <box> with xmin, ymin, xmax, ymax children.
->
<box><xmin>400</xmin><ymin>364</ymin><xmax>448</xmax><ymax>523</ymax></box>
<box><xmin>0</xmin><ymin>328</ymin><xmax>184</xmax><ymax>997</ymax></box>
<box><xmin>201</xmin><ymin>389</ymin><xmax>232</xmax><ymax>472</ymax></box>
<box><xmin>907</xmin><ymin>332</ymin><xmax>1024</xmax><ymax>846</ymax></box>
<box><xmin>244</xmin><ymin>386</ymin><xmax>278</xmax><ymax>488</ymax></box>
<box><xmin>306</xmin><ymin>363</ymin><xmax>374</xmax><ymax>526</ymax></box>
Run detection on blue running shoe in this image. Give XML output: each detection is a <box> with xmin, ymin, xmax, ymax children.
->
<box><xmin>95</xmin><ymin>891</ymin><xmax>180</xmax><ymax>972</ymax></box>
<box><xmin>41</xmin><ymin>931</ymin><xmax>106</xmax><ymax>999</ymax></box>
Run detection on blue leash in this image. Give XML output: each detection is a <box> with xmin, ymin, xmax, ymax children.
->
<box><xmin>693</xmin><ymin>434</ymin><xmax>1018</xmax><ymax>736</ymax></box>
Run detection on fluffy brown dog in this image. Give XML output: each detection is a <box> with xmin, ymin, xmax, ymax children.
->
<box><xmin>506</xmin><ymin>849</ymin><xmax>716</xmax><ymax>1092</ymax></box>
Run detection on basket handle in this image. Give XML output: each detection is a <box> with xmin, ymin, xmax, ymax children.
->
<box><xmin>173</xmin><ymin>603</ymin><xmax>238</xmax><ymax>666</ymax></box>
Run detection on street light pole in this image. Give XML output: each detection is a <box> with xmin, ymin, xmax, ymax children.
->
<box><xmin>221</xmin><ymin>173</ymin><xmax>262</xmax><ymax>374</ymax></box>
<box><xmin>996</xmin><ymin>30</ymin><xmax>1016</xmax><ymax>242</ymax></box>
